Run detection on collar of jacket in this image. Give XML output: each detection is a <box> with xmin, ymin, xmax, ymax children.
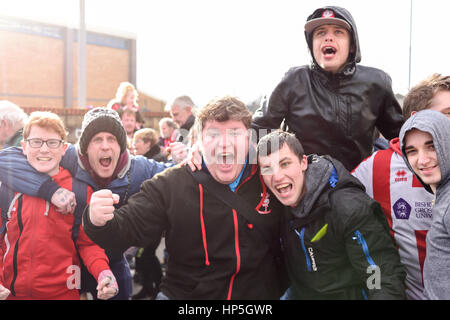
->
<box><xmin>181</xmin><ymin>114</ymin><xmax>196</xmax><ymax>131</ymax></box>
<box><xmin>76</xmin><ymin>145</ymin><xmax>132</xmax><ymax>180</ymax></box>
<box><xmin>144</xmin><ymin>144</ymin><xmax>162</xmax><ymax>159</ymax></box>
<box><xmin>311</xmin><ymin>60</ymin><xmax>356</xmax><ymax>82</ymax></box>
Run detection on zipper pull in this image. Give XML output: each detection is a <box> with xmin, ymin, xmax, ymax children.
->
<box><xmin>44</xmin><ymin>201</ymin><xmax>50</xmax><ymax>216</ymax></box>
<box><xmin>352</xmin><ymin>231</ymin><xmax>362</xmax><ymax>245</ymax></box>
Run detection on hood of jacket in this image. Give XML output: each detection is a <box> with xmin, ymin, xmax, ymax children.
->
<box><xmin>399</xmin><ymin>109</ymin><xmax>450</xmax><ymax>194</ymax></box>
<box><xmin>304</xmin><ymin>6</ymin><xmax>361</xmax><ymax>76</ymax></box>
<box><xmin>291</xmin><ymin>154</ymin><xmax>365</xmax><ymax>220</ymax></box>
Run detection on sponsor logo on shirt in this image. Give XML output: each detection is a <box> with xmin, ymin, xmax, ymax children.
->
<box><xmin>414</xmin><ymin>201</ymin><xmax>433</xmax><ymax>219</ymax></box>
<box><xmin>394</xmin><ymin>170</ymin><xmax>408</xmax><ymax>182</ymax></box>
<box><xmin>393</xmin><ymin>198</ymin><xmax>411</xmax><ymax>220</ymax></box>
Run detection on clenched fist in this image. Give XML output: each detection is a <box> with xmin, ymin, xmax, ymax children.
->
<box><xmin>89</xmin><ymin>189</ymin><xmax>120</xmax><ymax>227</ymax></box>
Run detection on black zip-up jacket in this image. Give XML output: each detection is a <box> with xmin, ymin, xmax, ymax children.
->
<box><xmin>252</xmin><ymin>6</ymin><xmax>404</xmax><ymax>171</ymax></box>
<box><xmin>283</xmin><ymin>155</ymin><xmax>406</xmax><ymax>299</ymax></box>
<box><xmin>83</xmin><ymin>164</ymin><xmax>285</xmax><ymax>300</ymax></box>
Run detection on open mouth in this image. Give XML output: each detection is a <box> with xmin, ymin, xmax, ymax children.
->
<box><xmin>99</xmin><ymin>156</ymin><xmax>112</xmax><ymax>167</ymax></box>
<box><xmin>275</xmin><ymin>183</ymin><xmax>292</xmax><ymax>194</ymax></box>
<box><xmin>217</xmin><ymin>152</ymin><xmax>235</xmax><ymax>165</ymax></box>
<box><xmin>322</xmin><ymin>46</ymin><xmax>337</xmax><ymax>56</ymax></box>
<box><xmin>37</xmin><ymin>157</ymin><xmax>52</xmax><ymax>161</ymax></box>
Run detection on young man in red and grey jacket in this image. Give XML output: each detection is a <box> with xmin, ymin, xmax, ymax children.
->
<box><xmin>352</xmin><ymin>74</ymin><xmax>450</xmax><ymax>299</ymax></box>
<box><xmin>83</xmin><ymin>96</ymin><xmax>287</xmax><ymax>300</ymax></box>
<box><xmin>0</xmin><ymin>112</ymin><xmax>117</xmax><ymax>300</ymax></box>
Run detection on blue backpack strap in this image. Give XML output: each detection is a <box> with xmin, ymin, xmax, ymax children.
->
<box><xmin>71</xmin><ymin>178</ymin><xmax>88</xmax><ymax>242</ymax></box>
<box><xmin>0</xmin><ymin>183</ymin><xmax>15</xmax><ymax>235</ymax></box>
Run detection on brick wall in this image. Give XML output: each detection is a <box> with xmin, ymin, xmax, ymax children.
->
<box><xmin>0</xmin><ymin>30</ymin><xmax>64</xmax><ymax>108</ymax></box>
<box><xmin>0</xmin><ymin>16</ymin><xmax>169</xmax><ymax>143</ymax></box>
<box><xmin>72</xmin><ymin>43</ymin><xmax>130</xmax><ymax>108</ymax></box>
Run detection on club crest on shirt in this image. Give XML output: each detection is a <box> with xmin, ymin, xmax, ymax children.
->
<box><xmin>393</xmin><ymin>198</ymin><xmax>411</xmax><ymax>220</ymax></box>
<box><xmin>257</xmin><ymin>192</ymin><xmax>272</xmax><ymax>214</ymax></box>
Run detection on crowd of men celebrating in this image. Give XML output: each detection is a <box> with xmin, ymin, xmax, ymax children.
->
<box><xmin>0</xmin><ymin>5</ymin><xmax>449</xmax><ymax>300</ymax></box>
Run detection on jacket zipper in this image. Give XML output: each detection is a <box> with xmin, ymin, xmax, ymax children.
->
<box><xmin>354</xmin><ymin>230</ymin><xmax>376</xmax><ymax>300</ymax></box>
<box><xmin>10</xmin><ymin>195</ymin><xmax>24</xmax><ymax>296</ymax></box>
<box><xmin>353</xmin><ymin>230</ymin><xmax>377</xmax><ymax>267</ymax></box>
<box><xmin>294</xmin><ymin>227</ymin><xmax>312</xmax><ymax>272</ymax></box>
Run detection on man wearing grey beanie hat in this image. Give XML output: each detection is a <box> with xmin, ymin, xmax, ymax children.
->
<box><xmin>79</xmin><ymin>107</ymin><xmax>128</xmax><ymax>156</ymax></box>
<box><xmin>0</xmin><ymin>106</ymin><xmax>185</xmax><ymax>299</ymax></box>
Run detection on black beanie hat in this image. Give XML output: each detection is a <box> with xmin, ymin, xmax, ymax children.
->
<box><xmin>79</xmin><ymin>107</ymin><xmax>127</xmax><ymax>155</ymax></box>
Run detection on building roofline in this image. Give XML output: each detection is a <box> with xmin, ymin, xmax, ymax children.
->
<box><xmin>0</xmin><ymin>14</ymin><xmax>136</xmax><ymax>39</ymax></box>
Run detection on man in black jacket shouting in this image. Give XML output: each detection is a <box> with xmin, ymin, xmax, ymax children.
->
<box><xmin>252</xmin><ymin>6</ymin><xmax>404</xmax><ymax>171</ymax></box>
<box><xmin>257</xmin><ymin>130</ymin><xmax>406</xmax><ymax>299</ymax></box>
<box><xmin>83</xmin><ymin>96</ymin><xmax>286</xmax><ymax>300</ymax></box>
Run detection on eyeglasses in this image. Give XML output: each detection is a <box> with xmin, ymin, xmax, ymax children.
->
<box><xmin>26</xmin><ymin>138</ymin><xmax>64</xmax><ymax>149</ymax></box>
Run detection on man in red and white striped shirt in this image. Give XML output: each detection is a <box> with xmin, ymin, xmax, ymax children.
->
<box><xmin>352</xmin><ymin>74</ymin><xmax>450</xmax><ymax>300</ymax></box>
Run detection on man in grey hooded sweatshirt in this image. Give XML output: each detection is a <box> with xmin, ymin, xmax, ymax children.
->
<box><xmin>400</xmin><ymin>110</ymin><xmax>450</xmax><ymax>299</ymax></box>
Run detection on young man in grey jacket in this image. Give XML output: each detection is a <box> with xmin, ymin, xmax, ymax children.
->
<box><xmin>400</xmin><ymin>110</ymin><xmax>450</xmax><ymax>299</ymax></box>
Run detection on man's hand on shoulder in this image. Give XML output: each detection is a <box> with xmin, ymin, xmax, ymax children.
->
<box><xmin>51</xmin><ymin>188</ymin><xmax>77</xmax><ymax>215</ymax></box>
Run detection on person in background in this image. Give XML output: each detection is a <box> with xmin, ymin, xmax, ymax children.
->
<box><xmin>158</xmin><ymin>117</ymin><xmax>179</xmax><ymax>157</ymax></box>
<box><xmin>399</xmin><ymin>110</ymin><xmax>450</xmax><ymax>299</ymax></box>
<box><xmin>352</xmin><ymin>74</ymin><xmax>450</xmax><ymax>299</ymax></box>
<box><xmin>0</xmin><ymin>111</ymin><xmax>117</xmax><ymax>300</ymax></box>
<box><xmin>133</xmin><ymin>128</ymin><xmax>167</xmax><ymax>162</ymax></box>
<box><xmin>167</xmin><ymin>95</ymin><xmax>196</xmax><ymax>144</ymax></box>
<box><xmin>130</xmin><ymin>127</ymin><xmax>166</xmax><ymax>299</ymax></box>
<box><xmin>118</xmin><ymin>107</ymin><xmax>138</xmax><ymax>145</ymax></box>
<box><xmin>108</xmin><ymin>81</ymin><xmax>144</xmax><ymax>130</ymax></box>
<box><xmin>257</xmin><ymin>130</ymin><xmax>406</xmax><ymax>299</ymax></box>
<box><xmin>0</xmin><ymin>100</ymin><xmax>28</xmax><ymax>149</ymax></box>
<box><xmin>252</xmin><ymin>6</ymin><xmax>403</xmax><ymax>171</ymax></box>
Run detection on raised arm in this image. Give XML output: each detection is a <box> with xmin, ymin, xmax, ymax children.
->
<box><xmin>252</xmin><ymin>69</ymin><xmax>298</xmax><ymax>138</ymax></box>
<box><xmin>83</xmin><ymin>178</ymin><xmax>168</xmax><ymax>254</ymax></box>
<box><xmin>0</xmin><ymin>147</ymin><xmax>57</xmax><ymax>199</ymax></box>
<box><xmin>252</xmin><ymin>92</ymin><xmax>287</xmax><ymax>137</ymax></box>
<box><xmin>0</xmin><ymin>146</ymin><xmax>78</xmax><ymax>214</ymax></box>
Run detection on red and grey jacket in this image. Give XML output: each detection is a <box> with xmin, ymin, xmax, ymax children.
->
<box><xmin>83</xmin><ymin>164</ymin><xmax>285</xmax><ymax>299</ymax></box>
<box><xmin>0</xmin><ymin>168</ymin><xmax>110</xmax><ymax>300</ymax></box>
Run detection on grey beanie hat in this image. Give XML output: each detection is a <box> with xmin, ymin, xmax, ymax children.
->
<box><xmin>79</xmin><ymin>107</ymin><xmax>127</xmax><ymax>155</ymax></box>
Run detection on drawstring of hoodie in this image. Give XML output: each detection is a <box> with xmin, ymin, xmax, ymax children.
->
<box><xmin>198</xmin><ymin>184</ymin><xmax>210</xmax><ymax>266</ymax></box>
